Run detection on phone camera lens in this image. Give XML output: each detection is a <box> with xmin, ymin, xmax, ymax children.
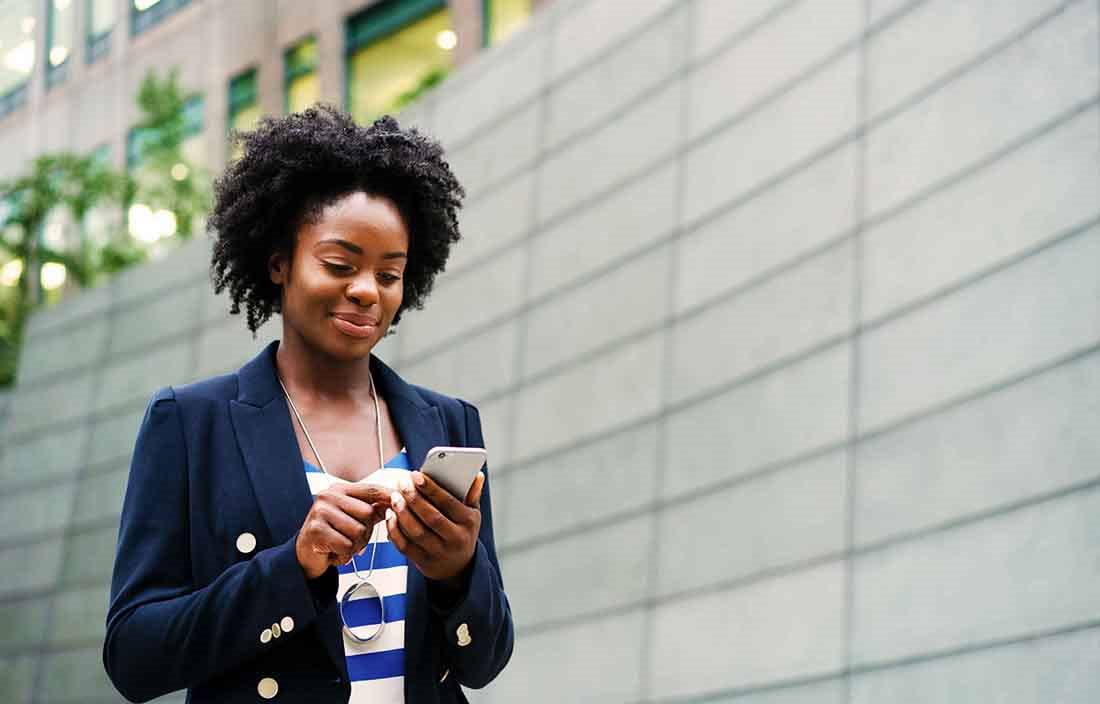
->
<box><xmin>438</xmin><ymin>452</ymin><xmax>446</xmax><ymax>459</ymax></box>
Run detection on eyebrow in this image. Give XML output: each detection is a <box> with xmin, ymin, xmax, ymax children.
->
<box><xmin>314</xmin><ymin>238</ymin><xmax>406</xmax><ymax>259</ymax></box>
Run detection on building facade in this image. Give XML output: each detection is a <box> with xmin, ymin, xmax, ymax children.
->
<box><xmin>1</xmin><ymin>0</ymin><xmax>1099</xmax><ymax>703</ymax></box>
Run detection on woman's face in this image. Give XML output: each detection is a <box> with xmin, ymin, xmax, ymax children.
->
<box><xmin>269</xmin><ymin>191</ymin><xmax>409</xmax><ymax>361</ymax></box>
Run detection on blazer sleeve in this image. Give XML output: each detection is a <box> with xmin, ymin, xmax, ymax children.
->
<box><xmin>425</xmin><ymin>399</ymin><xmax>515</xmax><ymax>689</ymax></box>
<box><xmin>103</xmin><ymin>386</ymin><xmax>338</xmax><ymax>703</ymax></box>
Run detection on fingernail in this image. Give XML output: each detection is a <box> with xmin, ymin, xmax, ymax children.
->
<box><xmin>385</xmin><ymin>508</ymin><xmax>396</xmax><ymax>521</ymax></box>
<box><xmin>412</xmin><ymin>471</ymin><xmax>425</xmax><ymax>486</ymax></box>
<box><xmin>390</xmin><ymin>491</ymin><xmax>403</xmax><ymax>510</ymax></box>
<box><xmin>400</xmin><ymin>477</ymin><xmax>414</xmax><ymax>493</ymax></box>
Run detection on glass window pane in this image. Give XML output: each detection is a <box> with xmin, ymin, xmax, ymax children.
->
<box><xmin>0</xmin><ymin>0</ymin><xmax>37</xmax><ymax>98</ymax></box>
<box><xmin>86</xmin><ymin>0</ymin><xmax>115</xmax><ymax>62</ymax></box>
<box><xmin>286</xmin><ymin>71</ymin><xmax>319</xmax><ymax>114</ymax></box>
<box><xmin>131</xmin><ymin>0</ymin><xmax>191</xmax><ymax>37</ymax></box>
<box><xmin>486</xmin><ymin>0</ymin><xmax>531</xmax><ymax>46</ymax></box>
<box><xmin>347</xmin><ymin>5</ymin><xmax>454</xmax><ymax>125</ymax></box>
<box><xmin>284</xmin><ymin>37</ymin><xmax>318</xmax><ymax>114</ymax></box>
<box><xmin>47</xmin><ymin>0</ymin><xmax>74</xmax><ymax>72</ymax></box>
<box><xmin>88</xmin><ymin>0</ymin><xmax>114</xmax><ymax>35</ymax></box>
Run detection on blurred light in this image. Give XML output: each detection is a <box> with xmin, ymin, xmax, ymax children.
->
<box><xmin>54</xmin><ymin>0</ymin><xmax>71</xmax><ymax>10</ymax></box>
<box><xmin>128</xmin><ymin>203</ymin><xmax>157</xmax><ymax>242</ymax></box>
<box><xmin>21</xmin><ymin>16</ymin><xmax>35</xmax><ymax>34</ymax></box>
<box><xmin>152</xmin><ymin>209</ymin><xmax>177</xmax><ymax>238</ymax></box>
<box><xmin>4</xmin><ymin>41</ymin><xmax>35</xmax><ymax>74</ymax></box>
<box><xmin>40</xmin><ymin>262</ymin><xmax>67</xmax><ymax>290</ymax></box>
<box><xmin>44</xmin><ymin>222</ymin><xmax>65</xmax><ymax>247</ymax></box>
<box><xmin>49</xmin><ymin>46</ymin><xmax>69</xmax><ymax>66</ymax></box>
<box><xmin>170</xmin><ymin>162</ymin><xmax>189</xmax><ymax>181</ymax></box>
<box><xmin>134</xmin><ymin>0</ymin><xmax>160</xmax><ymax>10</ymax></box>
<box><xmin>436</xmin><ymin>29</ymin><xmax>457</xmax><ymax>51</ymax></box>
<box><xmin>129</xmin><ymin>203</ymin><xmax>178</xmax><ymax>242</ymax></box>
<box><xmin>0</xmin><ymin>259</ymin><xmax>23</xmax><ymax>287</ymax></box>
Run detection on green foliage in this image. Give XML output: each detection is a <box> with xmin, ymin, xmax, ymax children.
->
<box><xmin>0</xmin><ymin>68</ymin><xmax>211</xmax><ymax>387</ymax></box>
<box><xmin>129</xmin><ymin>68</ymin><xmax>211</xmax><ymax>240</ymax></box>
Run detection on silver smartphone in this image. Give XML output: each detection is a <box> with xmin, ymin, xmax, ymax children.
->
<box><xmin>420</xmin><ymin>446</ymin><xmax>487</xmax><ymax>500</ymax></box>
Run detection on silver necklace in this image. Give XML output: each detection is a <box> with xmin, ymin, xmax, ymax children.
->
<box><xmin>277</xmin><ymin>367</ymin><xmax>387</xmax><ymax>644</ymax></box>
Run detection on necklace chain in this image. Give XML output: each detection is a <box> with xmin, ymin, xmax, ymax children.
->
<box><xmin>276</xmin><ymin>367</ymin><xmax>385</xmax><ymax>581</ymax></box>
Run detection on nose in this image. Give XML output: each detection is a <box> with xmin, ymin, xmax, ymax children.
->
<box><xmin>345</xmin><ymin>272</ymin><xmax>379</xmax><ymax>308</ymax></box>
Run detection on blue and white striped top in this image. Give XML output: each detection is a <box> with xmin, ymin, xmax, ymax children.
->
<box><xmin>304</xmin><ymin>448</ymin><xmax>410</xmax><ymax>703</ymax></box>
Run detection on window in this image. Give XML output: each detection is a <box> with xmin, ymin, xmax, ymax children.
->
<box><xmin>345</xmin><ymin>0</ymin><xmax>454</xmax><ymax>125</ymax></box>
<box><xmin>130</xmin><ymin>0</ymin><xmax>190</xmax><ymax>37</ymax></box>
<box><xmin>86</xmin><ymin>0</ymin><xmax>115</xmax><ymax>62</ymax></box>
<box><xmin>284</xmin><ymin>36</ymin><xmax>318</xmax><ymax>114</ymax></box>
<box><xmin>227</xmin><ymin>68</ymin><xmax>259</xmax><ymax>160</ymax></box>
<box><xmin>483</xmin><ymin>0</ymin><xmax>531</xmax><ymax>47</ymax></box>
<box><xmin>46</xmin><ymin>0</ymin><xmax>74</xmax><ymax>87</ymax></box>
<box><xmin>0</xmin><ymin>0</ymin><xmax>36</xmax><ymax>117</ymax></box>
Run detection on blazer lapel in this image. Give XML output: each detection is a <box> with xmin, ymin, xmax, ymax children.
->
<box><xmin>229</xmin><ymin>341</ymin><xmax>348</xmax><ymax>674</ymax></box>
<box><xmin>229</xmin><ymin>340</ymin><xmax>314</xmax><ymax>545</ymax></box>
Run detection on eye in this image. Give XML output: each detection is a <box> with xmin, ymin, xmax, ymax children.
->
<box><xmin>324</xmin><ymin>262</ymin><xmax>352</xmax><ymax>273</ymax></box>
<box><xmin>379</xmin><ymin>273</ymin><xmax>402</xmax><ymax>284</ymax></box>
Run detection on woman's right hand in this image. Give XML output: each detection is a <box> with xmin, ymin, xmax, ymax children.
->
<box><xmin>295</xmin><ymin>482</ymin><xmax>393</xmax><ymax>579</ymax></box>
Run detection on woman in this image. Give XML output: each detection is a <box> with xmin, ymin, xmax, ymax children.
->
<box><xmin>103</xmin><ymin>105</ymin><xmax>514</xmax><ymax>703</ymax></box>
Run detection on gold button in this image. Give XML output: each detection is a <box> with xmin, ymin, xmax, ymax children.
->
<box><xmin>257</xmin><ymin>677</ymin><xmax>278</xmax><ymax>699</ymax></box>
<box><xmin>260</xmin><ymin>628</ymin><xmax>272</xmax><ymax>644</ymax></box>
<box><xmin>271</xmin><ymin>623</ymin><xmax>281</xmax><ymax>638</ymax></box>
<box><xmin>236</xmin><ymin>532</ymin><xmax>257</xmax><ymax>554</ymax></box>
<box><xmin>456</xmin><ymin>623</ymin><xmax>471</xmax><ymax>647</ymax></box>
<box><xmin>280</xmin><ymin>616</ymin><xmax>295</xmax><ymax>633</ymax></box>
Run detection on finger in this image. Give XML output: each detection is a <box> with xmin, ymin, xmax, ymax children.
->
<box><xmin>339</xmin><ymin>482</ymin><xmax>395</xmax><ymax>507</ymax></box>
<box><xmin>464</xmin><ymin>472</ymin><xmax>485</xmax><ymax>508</ymax></box>
<box><xmin>400</xmin><ymin>479</ymin><xmax>462</xmax><ymax>542</ymax></box>
<box><xmin>386</xmin><ymin>509</ymin><xmax>434</xmax><ymax>568</ymax></box>
<box><xmin>409</xmin><ymin>471</ymin><xmax>468</xmax><ymax>522</ymax></box>
<box><xmin>317</xmin><ymin>504</ymin><xmax>373</xmax><ymax>550</ymax></box>
<box><xmin>324</xmin><ymin>492</ymin><xmax>382</xmax><ymax>527</ymax></box>
<box><xmin>307</xmin><ymin>520</ymin><xmax>355</xmax><ymax>557</ymax></box>
<box><xmin>391</xmin><ymin>490</ymin><xmax>447</xmax><ymax>554</ymax></box>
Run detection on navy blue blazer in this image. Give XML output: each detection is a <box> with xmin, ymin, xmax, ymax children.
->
<box><xmin>104</xmin><ymin>340</ymin><xmax>514</xmax><ymax>703</ymax></box>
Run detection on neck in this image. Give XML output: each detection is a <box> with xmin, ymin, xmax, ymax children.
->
<box><xmin>274</xmin><ymin>325</ymin><xmax>376</xmax><ymax>407</ymax></box>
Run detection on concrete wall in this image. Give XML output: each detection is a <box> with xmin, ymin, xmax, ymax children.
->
<box><xmin>1</xmin><ymin>0</ymin><xmax>1098</xmax><ymax>702</ymax></box>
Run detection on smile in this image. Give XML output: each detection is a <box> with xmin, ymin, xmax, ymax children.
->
<box><xmin>331</xmin><ymin>314</ymin><xmax>378</xmax><ymax>338</ymax></box>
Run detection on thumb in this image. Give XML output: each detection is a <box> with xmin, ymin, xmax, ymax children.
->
<box><xmin>464</xmin><ymin>471</ymin><xmax>485</xmax><ymax>508</ymax></box>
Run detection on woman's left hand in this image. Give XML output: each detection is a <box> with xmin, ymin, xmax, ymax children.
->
<box><xmin>387</xmin><ymin>470</ymin><xmax>484</xmax><ymax>586</ymax></box>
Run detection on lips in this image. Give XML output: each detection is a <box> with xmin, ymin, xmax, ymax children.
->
<box><xmin>330</xmin><ymin>312</ymin><xmax>381</xmax><ymax>338</ymax></box>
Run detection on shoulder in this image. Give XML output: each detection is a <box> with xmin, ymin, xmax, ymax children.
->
<box><xmin>405</xmin><ymin>381</ymin><xmax>482</xmax><ymax>441</ymax></box>
<box><xmin>146</xmin><ymin>371</ymin><xmax>239</xmax><ymax>414</ymax></box>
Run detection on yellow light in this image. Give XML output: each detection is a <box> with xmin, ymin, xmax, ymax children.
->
<box><xmin>153</xmin><ymin>209</ymin><xmax>177</xmax><ymax>238</ymax></box>
<box><xmin>21</xmin><ymin>17</ymin><xmax>35</xmax><ymax>35</ymax></box>
<box><xmin>0</xmin><ymin>259</ymin><xmax>23</xmax><ymax>287</ymax></box>
<box><xmin>128</xmin><ymin>203</ymin><xmax>158</xmax><ymax>243</ymax></box>
<box><xmin>49</xmin><ymin>46</ymin><xmax>69</xmax><ymax>66</ymax></box>
<box><xmin>436</xmin><ymin>29</ymin><xmax>457</xmax><ymax>51</ymax></box>
<box><xmin>134</xmin><ymin>0</ymin><xmax>160</xmax><ymax>10</ymax></box>
<box><xmin>170</xmin><ymin>162</ymin><xmax>189</xmax><ymax>181</ymax></box>
<box><xmin>41</xmin><ymin>262</ymin><xmax>67</xmax><ymax>290</ymax></box>
<box><xmin>4</xmin><ymin>40</ymin><xmax>35</xmax><ymax>74</ymax></box>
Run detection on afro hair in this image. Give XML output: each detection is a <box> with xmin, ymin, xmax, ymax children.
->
<box><xmin>208</xmin><ymin>103</ymin><xmax>465</xmax><ymax>335</ymax></box>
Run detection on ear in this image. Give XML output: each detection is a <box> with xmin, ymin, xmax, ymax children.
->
<box><xmin>268</xmin><ymin>251</ymin><xmax>288</xmax><ymax>285</ymax></box>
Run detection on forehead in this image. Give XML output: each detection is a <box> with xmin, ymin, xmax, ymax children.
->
<box><xmin>298</xmin><ymin>191</ymin><xmax>409</xmax><ymax>251</ymax></box>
